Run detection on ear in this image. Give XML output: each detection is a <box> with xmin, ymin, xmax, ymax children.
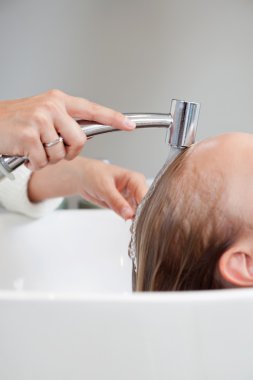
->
<box><xmin>219</xmin><ymin>249</ymin><xmax>253</xmax><ymax>287</ymax></box>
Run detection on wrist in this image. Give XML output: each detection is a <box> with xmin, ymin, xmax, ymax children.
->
<box><xmin>69</xmin><ymin>156</ymin><xmax>90</xmax><ymax>195</ymax></box>
<box><xmin>28</xmin><ymin>159</ymin><xmax>82</xmax><ymax>202</ymax></box>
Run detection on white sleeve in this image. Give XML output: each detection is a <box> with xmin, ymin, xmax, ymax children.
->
<box><xmin>0</xmin><ymin>165</ymin><xmax>63</xmax><ymax>218</ymax></box>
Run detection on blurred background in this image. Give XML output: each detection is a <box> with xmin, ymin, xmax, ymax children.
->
<box><xmin>0</xmin><ymin>0</ymin><xmax>252</xmax><ymax>180</ymax></box>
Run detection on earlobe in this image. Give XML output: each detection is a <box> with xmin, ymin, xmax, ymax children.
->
<box><xmin>219</xmin><ymin>249</ymin><xmax>253</xmax><ymax>287</ymax></box>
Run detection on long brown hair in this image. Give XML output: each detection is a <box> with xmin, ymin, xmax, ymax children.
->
<box><xmin>133</xmin><ymin>148</ymin><xmax>242</xmax><ymax>291</ymax></box>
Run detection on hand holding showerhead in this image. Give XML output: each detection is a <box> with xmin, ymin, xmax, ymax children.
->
<box><xmin>0</xmin><ymin>99</ymin><xmax>200</xmax><ymax>180</ymax></box>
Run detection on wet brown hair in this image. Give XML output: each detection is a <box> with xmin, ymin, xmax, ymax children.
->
<box><xmin>133</xmin><ymin>148</ymin><xmax>243</xmax><ymax>291</ymax></box>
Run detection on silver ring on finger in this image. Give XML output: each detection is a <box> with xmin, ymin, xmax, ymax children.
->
<box><xmin>43</xmin><ymin>136</ymin><xmax>64</xmax><ymax>148</ymax></box>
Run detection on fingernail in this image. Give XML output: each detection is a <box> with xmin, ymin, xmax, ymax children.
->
<box><xmin>123</xmin><ymin>117</ymin><xmax>136</xmax><ymax>129</ymax></box>
<box><xmin>121</xmin><ymin>207</ymin><xmax>133</xmax><ymax>220</ymax></box>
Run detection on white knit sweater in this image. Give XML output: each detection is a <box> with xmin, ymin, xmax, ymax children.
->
<box><xmin>0</xmin><ymin>166</ymin><xmax>63</xmax><ymax>218</ymax></box>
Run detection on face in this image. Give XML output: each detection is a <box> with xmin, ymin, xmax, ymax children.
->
<box><xmin>189</xmin><ymin>132</ymin><xmax>253</xmax><ymax>287</ymax></box>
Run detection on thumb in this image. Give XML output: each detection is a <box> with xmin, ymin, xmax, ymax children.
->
<box><xmin>106</xmin><ymin>187</ymin><xmax>134</xmax><ymax>220</ymax></box>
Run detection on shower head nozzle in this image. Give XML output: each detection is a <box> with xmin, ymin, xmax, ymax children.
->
<box><xmin>167</xmin><ymin>99</ymin><xmax>201</xmax><ymax>149</ymax></box>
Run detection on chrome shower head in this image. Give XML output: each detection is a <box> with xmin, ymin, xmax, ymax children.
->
<box><xmin>78</xmin><ymin>98</ymin><xmax>200</xmax><ymax>149</ymax></box>
<box><xmin>167</xmin><ymin>99</ymin><xmax>201</xmax><ymax>148</ymax></box>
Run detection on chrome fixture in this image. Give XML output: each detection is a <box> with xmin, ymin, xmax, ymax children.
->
<box><xmin>0</xmin><ymin>99</ymin><xmax>200</xmax><ymax>180</ymax></box>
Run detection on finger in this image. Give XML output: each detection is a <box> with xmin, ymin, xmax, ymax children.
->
<box><xmin>25</xmin><ymin>142</ymin><xmax>48</xmax><ymax>171</ymax></box>
<box><xmin>64</xmin><ymin>95</ymin><xmax>136</xmax><ymax>131</ymax></box>
<box><xmin>81</xmin><ymin>193</ymin><xmax>108</xmax><ymax>209</ymax></box>
<box><xmin>121</xmin><ymin>188</ymin><xmax>138</xmax><ymax>211</ymax></box>
<box><xmin>40</xmin><ymin>120</ymin><xmax>66</xmax><ymax>164</ymax></box>
<box><xmin>103</xmin><ymin>184</ymin><xmax>135</xmax><ymax>220</ymax></box>
<box><xmin>127</xmin><ymin>174</ymin><xmax>148</xmax><ymax>204</ymax></box>
<box><xmin>53</xmin><ymin>112</ymin><xmax>86</xmax><ymax>160</ymax></box>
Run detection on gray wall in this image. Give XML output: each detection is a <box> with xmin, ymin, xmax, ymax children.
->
<box><xmin>0</xmin><ymin>0</ymin><xmax>253</xmax><ymax>177</ymax></box>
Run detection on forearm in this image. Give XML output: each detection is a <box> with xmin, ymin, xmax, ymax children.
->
<box><xmin>28</xmin><ymin>157</ymin><xmax>86</xmax><ymax>202</ymax></box>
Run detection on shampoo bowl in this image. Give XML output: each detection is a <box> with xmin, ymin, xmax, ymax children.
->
<box><xmin>0</xmin><ymin>209</ymin><xmax>253</xmax><ymax>380</ymax></box>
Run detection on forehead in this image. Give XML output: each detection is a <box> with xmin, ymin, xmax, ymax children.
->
<box><xmin>188</xmin><ymin>132</ymin><xmax>253</xmax><ymax>222</ymax></box>
<box><xmin>190</xmin><ymin>133</ymin><xmax>253</xmax><ymax>173</ymax></box>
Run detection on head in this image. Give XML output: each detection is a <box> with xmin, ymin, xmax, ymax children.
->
<box><xmin>133</xmin><ymin>132</ymin><xmax>253</xmax><ymax>291</ymax></box>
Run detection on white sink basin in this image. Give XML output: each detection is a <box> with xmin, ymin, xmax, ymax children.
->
<box><xmin>0</xmin><ymin>209</ymin><xmax>132</xmax><ymax>293</ymax></box>
<box><xmin>1</xmin><ymin>209</ymin><xmax>253</xmax><ymax>380</ymax></box>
